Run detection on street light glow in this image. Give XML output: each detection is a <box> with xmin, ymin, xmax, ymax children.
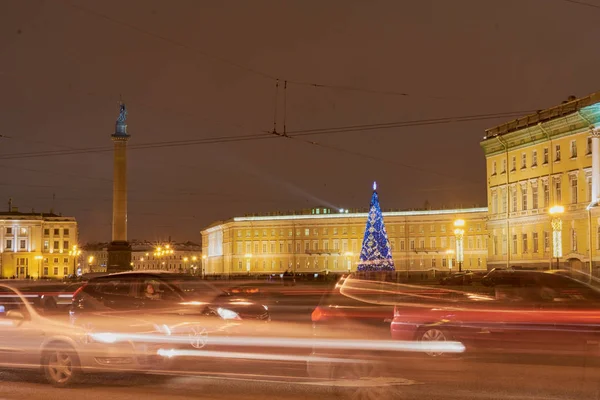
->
<box><xmin>549</xmin><ymin>205</ymin><xmax>565</xmax><ymax>214</ymax></box>
<box><xmin>453</xmin><ymin>219</ymin><xmax>465</xmax><ymax>227</ymax></box>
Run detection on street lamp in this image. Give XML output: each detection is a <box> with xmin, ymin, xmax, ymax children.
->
<box><xmin>191</xmin><ymin>256</ymin><xmax>197</xmax><ymax>275</ymax></box>
<box><xmin>244</xmin><ymin>253</ymin><xmax>252</xmax><ymax>276</ymax></box>
<box><xmin>446</xmin><ymin>249</ymin><xmax>454</xmax><ymax>273</ymax></box>
<box><xmin>344</xmin><ymin>252</ymin><xmax>353</xmax><ymax>273</ymax></box>
<box><xmin>550</xmin><ymin>205</ymin><xmax>565</xmax><ymax>269</ymax></box>
<box><xmin>183</xmin><ymin>257</ymin><xmax>189</xmax><ymax>273</ymax></box>
<box><xmin>453</xmin><ymin>219</ymin><xmax>465</xmax><ymax>272</ymax></box>
<box><xmin>201</xmin><ymin>255</ymin><xmax>206</xmax><ymax>278</ymax></box>
<box><xmin>34</xmin><ymin>255</ymin><xmax>43</xmax><ymax>280</ymax></box>
<box><xmin>88</xmin><ymin>256</ymin><xmax>94</xmax><ymax>273</ymax></box>
<box><xmin>68</xmin><ymin>245</ymin><xmax>81</xmax><ymax>276</ymax></box>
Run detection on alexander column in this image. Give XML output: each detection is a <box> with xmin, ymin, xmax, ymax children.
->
<box><xmin>107</xmin><ymin>103</ymin><xmax>132</xmax><ymax>272</ymax></box>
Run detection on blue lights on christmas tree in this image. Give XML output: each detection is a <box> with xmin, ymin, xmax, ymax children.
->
<box><xmin>357</xmin><ymin>182</ymin><xmax>395</xmax><ymax>272</ymax></box>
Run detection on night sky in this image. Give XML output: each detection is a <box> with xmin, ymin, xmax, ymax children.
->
<box><xmin>1</xmin><ymin>0</ymin><xmax>599</xmax><ymax>243</ymax></box>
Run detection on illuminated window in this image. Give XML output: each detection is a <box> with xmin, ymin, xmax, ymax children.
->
<box><xmin>304</xmin><ymin>229</ymin><xmax>309</xmax><ymax>236</ymax></box>
<box><xmin>20</xmin><ymin>227</ymin><xmax>27</xmax><ymax>235</ymax></box>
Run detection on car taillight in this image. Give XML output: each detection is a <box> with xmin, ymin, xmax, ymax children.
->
<box><xmin>72</xmin><ymin>284</ymin><xmax>87</xmax><ymax>299</ymax></box>
<box><xmin>311</xmin><ymin>306</ymin><xmax>324</xmax><ymax>322</ymax></box>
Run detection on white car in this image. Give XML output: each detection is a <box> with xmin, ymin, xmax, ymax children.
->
<box><xmin>0</xmin><ymin>283</ymin><xmax>177</xmax><ymax>386</ymax></box>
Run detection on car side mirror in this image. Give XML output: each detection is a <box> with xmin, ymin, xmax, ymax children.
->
<box><xmin>6</xmin><ymin>310</ymin><xmax>26</xmax><ymax>321</ymax></box>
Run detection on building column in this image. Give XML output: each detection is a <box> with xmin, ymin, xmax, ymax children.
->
<box><xmin>591</xmin><ymin>126</ymin><xmax>600</xmax><ymax>203</ymax></box>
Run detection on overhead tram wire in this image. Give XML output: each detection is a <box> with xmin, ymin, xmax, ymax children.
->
<box><xmin>0</xmin><ymin>110</ymin><xmax>534</xmax><ymax>161</ymax></box>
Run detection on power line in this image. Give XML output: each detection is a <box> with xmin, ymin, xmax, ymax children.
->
<box><xmin>556</xmin><ymin>0</ymin><xmax>600</xmax><ymax>10</ymax></box>
<box><xmin>0</xmin><ymin>110</ymin><xmax>532</xmax><ymax>161</ymax></box>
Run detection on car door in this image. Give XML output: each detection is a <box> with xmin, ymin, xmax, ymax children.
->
<box><xmin>133</xmin><ymin>277</ymin><xmax>184</xmax><ymax>312</ymax></box>
<box><xmin>0</xmin><ymin>287</ymin><xmax>45</xmax><ymax>367</ymax></box>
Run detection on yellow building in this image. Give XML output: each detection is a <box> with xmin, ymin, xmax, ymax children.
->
<box><xmin>0</xmin><ymin>205</ymin><xmax>78</xmax><ymax>279</ymax></box>
<box><xmin>201</xmin><ymin>206</ymin><xmax>488</xmax><ymax>277</ymax></box>
<box><xmin>481</xmin><ymin>92</ymin><xmax>600</xmax><ymax>272</ymax></box>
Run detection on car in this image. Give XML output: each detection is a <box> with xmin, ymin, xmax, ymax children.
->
<box><xmin>439</xmin><ymin>272</ymin><xmax>472</xmax><ymax>286</ymax></box>
<box><xmin>0</xmin><ymin>283</ymin><xmax>175</xmax><ymax>387</ymax></box>
<box><xmin>71</xmin><ymin>271</ymin><xmax>270</xmax><ymax>321</ymax></box>
<box><xmin>391</xmin><ymin>270</ymin><xmax>600</xmax><ymax>360</ymax></box>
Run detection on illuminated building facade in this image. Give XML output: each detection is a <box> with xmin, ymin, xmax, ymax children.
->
<box><xmin>482</xmin><ymin>92</ymin><xmax>600</xmax><ymax>272</ymax></box>
<box><xmin>0</xmin><ymin>202</ymin><xmax>78</xmax><ymax>279</ymax></box>
<box><xmin>82</xmin><ymin>240</ymin><xmax>202</xmax><ymax>275</ymax></box>
<box><xmin>201</xmin><ymin>207</ymin><xmax>488</xmax><ymax>276</ymax></box>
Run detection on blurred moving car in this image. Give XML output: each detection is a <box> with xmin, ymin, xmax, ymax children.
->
<box><xmin>392</xmin><ymin>270</ymin><xmax>600</xmax><ymax>359</ymax></box>
<box><xmin>71</xmin><ymin>272</ymin><xmax>269</xmax><ymax>321</ymax></box>
<box><xmin>0</xmin><ymin>283</ymin><xmax>173</xmax><ymax>387</ymax></box>
<box><xmin>481</xmin><ymin>267</ymin><xmax>536</xmax><ymax>286</ymax></box>
<box><xmin>439</xmin><ymin>272</ymin><xmax>472</xmax><ymax>286</ymax></box>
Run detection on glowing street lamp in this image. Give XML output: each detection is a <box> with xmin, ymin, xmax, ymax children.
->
<box><xmin>445</xmin><ymin>249</ymin><xmax>454</xmax><ymax>272</ymax></box>
<box><xmin>68</xmin><ymin>245</ymin><xmax>81</xmax><ymax>276</ymax></box>
<box><xmin>453</xmin><ymin>219</ymin><xmax>465</xmax><ymax>272</ymax></box>
<box><xmin>549</xmin><ymin>205</ymin><xmax>565</xmax><ymax>269</ymax></box>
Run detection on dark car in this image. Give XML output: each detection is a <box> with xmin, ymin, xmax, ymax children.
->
<box><xmin>71</xmin><ymin>272</ymin><xmax>269</xmax><ymax>321</ymax></box>
<box><xmin>439</xmin><ymin>272</ymin><xmax>472</xmax><ymax>286</ymax></box>
<box><xmin>392</xmin><ymin>270</ymin><xmax>600</xmax><ymax>361</ymax></box>
<box><xmin>481</xmin><ymin>268</ymin><xmax>539</xmax><ymax>287</ymax></box>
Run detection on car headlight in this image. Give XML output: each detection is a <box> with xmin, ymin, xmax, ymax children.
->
<box><xmin>217</xmin><ymin>307</ymin><xmax>241</xmax><ymax>320</ymax></box>
<box><xmin>88</xmin><ymin>332</ymin><xmax>119</xmax><ymax>343</ymax></box>
<box><xmin>262</xmin><ymin>305</ymin><xmax>269</xmax><ymax>311</ymax></box>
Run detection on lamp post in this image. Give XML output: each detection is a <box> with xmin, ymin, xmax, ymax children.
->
<box><xmin>344</xmin><ymin>252</ymin><xmax>353</xmax><ymax>274</ymax></box>
<box><xmin>244</xmin><ymin>253</ymin><xmax>252</xmax><ymax>276</ymax></box>
<box><xmin>183</xmin><ymin>257</ymin><xmax>189</xmax><ymax>273</ymax></box>
<box><xmin>34</xmin><ymin>255</ymin><xmax>43</xmax><ymax>280</ymax></box>
<box><xmin>446</xmin><ymin>249</ymin><xmax>454</xmax><ymax>274</ymax></box>
<box><xmin>550</xmin><ymin>205</ymin><xmax>565</xmax><ymax>270</ymax></box>
<box><xmin>454</xmin><ymin>219</ymin><xmax>465</xmax><ymax>272</ymax></box>
<box><xmin>68</xmin><ymin>245</ymin><xmax>81</xmax><ymax>277</ymax></box>
<box><xmin>88</xmin><ymin>256</ymin><xmax>94</xmax><ymax>273</ymax></box>
<box><xmin>201</xmin><ymin>255</ymin><xmax>207</xmax><ymax>278</ymax></box>
<box><xmin>191</xmin><ymin>256</ymin><xmax>197</xmax><ymax>275</ymax></box>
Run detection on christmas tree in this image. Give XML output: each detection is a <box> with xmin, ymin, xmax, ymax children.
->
<box><xmin>357</xmin><ymin>182</ymin><xmax>396</xmax><ymax>272</ymax></box>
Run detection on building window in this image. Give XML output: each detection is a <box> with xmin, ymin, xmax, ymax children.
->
<box><xmin>571</xmin><ymin>177</ymin><xmax>578</xmax><ymax>204</ymax></box>
<box><xmin>5</xmin><ymin>227</ymin><xmax>12</xmax><ymax>235</ymax></box>
<box><xmin>532</xmin><ymin>150</ymin><xmax>537</xmax><ymax>167</ymax></box>
<box><xmin>63</xmin><ymin>257</ymin><xmax>68</xmax><ymax>264</ymax></box>
<box><xmin>270</xmin><ymin>243</ymin><xmax>276</xmax><ymax>253</ymax></box>
<box><xmin>587</xmin><ymin>137</ymin><xmax>592</xmax><ymax>155</ymax></box>
<box><xmin>502</xmin><ymin>159</ymin><xmax>507</xmax><ymax>173</ymax></box>
<box><xmin>262</xmin><ymin>243</ymin><xmax>267</xmax><ymax>253</ymax></box>
<box><xmin>501</xmin><ymin>188</ymin><xmax>507</xmax><ymax>213</ymax></box>
<box><xmin>352</xmin><ymin>227</ymin><xmax>357</xmax><ymax>234</ymax></box>
<box><xmin>43</xmin><ymin>267</ymin><xmax>48</xmax><ymax>275</ymax></box>
<box><xmin>512</xmin><ymin>234</ymin><xmax>518</xmax><ymax>255</ymax></box>
<box><xmin>43</xmin><ymin>228</ymin><xmax>49</xmax><ymax>236</ymax></box>
<box><xmin>323</xmin><ymin>228</ymin><xmax>328</xmax><ymax>235</ymax></box>
<box><xmin>64</xmin><ymin>228</ymin><xmax>70</xmax><ymax>236</ymax></box>
<box><xmin>279</xmin><ymin>242</ymin><xmax>284</xmax><ymax>253</ymax></box>
<box><xmin>19</xmin><ymin>240</ymin><xmax>26</xmax><ymax>250</ymax></box>
<box><xmin>511</xmin><ymin>187</ymin><xmax>517</xmax><ymax>212</ymax></box>
<box><xmin>491</xmin><ymin>190</ymin><xmax>498</xmax><ymax>214</ymax></box>
<box><xmin>442</xmin><ymin>258</ymin><xmax>447</xmax><ymax>267</ymax></box>
<box><xmin>238</xmin><ymin>261</ymin><xmax>243</xmax><ymax>270</ymax></box>
<box><xmin>254</xmin><ymin>243</ymin><xmax>259</xmax><ymax>254</ymax></box>
<box><xmin>571</xmin><ymin>228</ymin><xmax>577</xmax><ymax>251</ymax></box>
<box><xmin>431</xmin><ymin>258</ymin><xmax>436</xmax><ymax>268</ymax></box>
<box><xmin>430</xmin><ymin>238</ymin><xmax>436</xmax><ymax>248</ymax></box>
<box><xmin>400</xmin><ymin>240</ymin><xmax>405</xmax><ymax>251</ymax></box>
<box><xmin>543</xmin><ymin>181</ymin><xmax>550</xmax><ymax>207</ymax></box>
<box><xmin>63</xmin><ymin>267</ymin><xmax>68</xmax><ymax>275</ymax></box>
<box><xmin>502</xmin><ymin>234</ymin><xmax>507</xmax><ymax>255</ymax></box>
<box><xmin>521</xmin><ymin>153</ymin><xmax>526</xmax><ymax>169</ymax></box>
<box><xmin>54</xmin><ymin>228</ymin><xmax>59</xmax><ymax>235</ymax></box>
<box><xmin>333</xmin><ymin>240</ymin><xmax>339</xmax><ymax>250</ymax></box>
<box><xmin>543</xmin><ymin>148</ymin><xmax>549</xmax><ymax>164</ymax></box>
<box><xmin>63</xmin><ymin>241</ymin><xmax>69</xmax><ymax>250</ymax></box>
<box><xmin>333</xmin><ymin>228</ymin><xmax>338</xmax><ymax>235</ymax></box>
<box><xmin>53</xmin><ymin>257</ymin><xmax>59</xmax><ymax>264</ymax></box>
<box><xmin>555</xmin><ymin>180</ymin><xmax>562</xmax><ymax>204</ymax></box>
<box><xmin>571</xmin><ymin>140</ymin><xmax>577</xmax><ymax>158</ymax></box>
<box><xmin>5</xmin><ymin>240</ymin><xmax>11</xmax><ymax>250</ymax></box>
<box><xmin>324</xmin><ymin>240</ymin><xmax>329</xmax><ymax>250</ymax></box>
<box><xmin>555</xmin><ymin>144</ymin><xmax>561</xmax><ymax>161</ymax></box>
<box><xmin>522</xmin><ymin>234</ymin><xmax>528</xmax><ymax>253</ymax></box>
<box><xmin>521</xmin><ymin>186</ymin><xmax>528</xmax><ymax>211</ymax></box>
<box><xmin>511</xmin><ymin>156</ymin><xmax>516</xmax><ymax>172</ymax></box>
<box><xmin>342</xmin><ymin>227</ymin><xmax>348</xmax><ymax>235</ymax></box>
<box><xmin>43</xmin><ymin>240</ymin><xmax>49</xmax><ymax>251</ymax></box>
<box><xmin>492</xmin><ymin>161</ymin><xmax>497</xmax><ymax>175</ymax></box>
<box><xmin>532</xmin><ymin>232</ymin><xmax>539</xmax><ymax>253</ymax></box>
<box><xmin>544</xmin><ymin>231</ymin><xmax>550</xmax><ymax>252</ymax></box>
<box><xmin>410</xmin><ymin>240</ymin><xmax>415</xmax><ymax>250</ymax></box>
<box><xmin>53</xmin><ymin>267</ymin><xmax>58</xmax><ymax>275</ymax></box>
<box><xmin>532</xmin><ymin>185</ymin><xmax>538</xmax><ymax>209</ymax></box>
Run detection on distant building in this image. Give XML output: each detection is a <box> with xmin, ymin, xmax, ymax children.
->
<box><xmin>201</xmin><ymin>206</ymin><xmax>488</xmax><ymax>277</ymax></box>
<box><xmin>481</xmin><ymin>91</ymin><xmax>600</xmax><ymax>272</ymax></box>
<box><xmin>0</xmin><ymin>200</ymin><xmax>78</xmax><ymax>279</ymax></box>
<box><xmin>81</xmin><ymin>240</ymin><xmax>203</xmax><ymax>275</ymax></box>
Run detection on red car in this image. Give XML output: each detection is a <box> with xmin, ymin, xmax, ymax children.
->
<box><xmin>391</xmin><ymin>270</ymin><xmax>600</xmax><ymax>358</ymax></box>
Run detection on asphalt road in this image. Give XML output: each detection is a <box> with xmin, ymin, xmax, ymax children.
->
<box><xmin>2</xmin><ymin>356</ymin><xmax>600</xmax><ymax>400</ymax></box>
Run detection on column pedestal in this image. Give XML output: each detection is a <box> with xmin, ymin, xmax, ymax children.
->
<box><xmin>107</xmin><ymin>241</ymin><xmax>132</xmax><ymax>273</ymax></box>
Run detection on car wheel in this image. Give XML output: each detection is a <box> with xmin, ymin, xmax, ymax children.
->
<box><xmin>41</xmin><ymin>344</ymin><xmax>80</xmax><ymax>387</ymax></box>
<box><xmin>418</xmin><ymin>327</ymin><xmax>452</xmax><ymax>357</ymax></box>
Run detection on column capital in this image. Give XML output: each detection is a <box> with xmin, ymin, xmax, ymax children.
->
<box><xmin>590</xmin><ymin>125</ymin><xmax>600</xmax><ymax>138</ymax></box>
